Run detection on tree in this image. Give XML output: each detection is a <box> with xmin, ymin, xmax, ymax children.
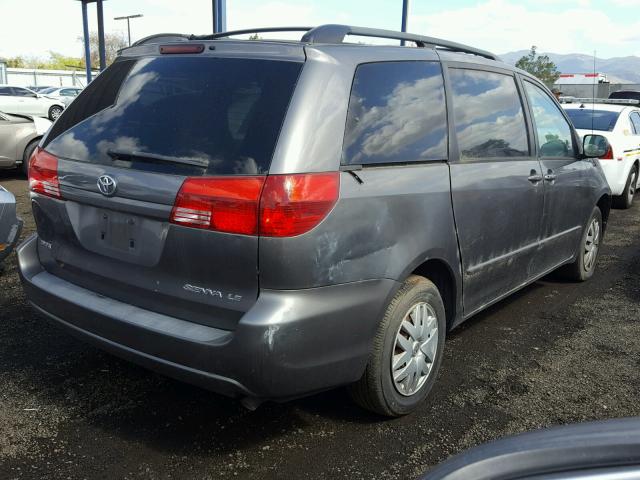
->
<box><xmin>516</xmin><ymin>46</ymin><xmax>560</xmax><ymax>87</ymax></box>
<box><xmin>77</xmin><ymin>32</ymin><xmax>127</xmax><ymax>68</ymax></box>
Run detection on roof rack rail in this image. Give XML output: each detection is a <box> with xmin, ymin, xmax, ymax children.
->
<box><xmin>301</xmin><ymin>24</ymin><xmax>499</xmax><ymax>61</ymax></box>
<box><xmin>191</xmin><ymin>27</ymin><xmax>312</xmax><ymax>41</ymax></box>
<box><xmin>132</xmin><ymin>33</ymin><xmax>191</xmax><ymax>47</ymax></box>
<box><xmin>151</xmin><ymin>24</ymin><xmax>499</xmax><ymax>61</ymax></box>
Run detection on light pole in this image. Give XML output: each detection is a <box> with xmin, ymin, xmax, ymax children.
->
<box><xmin>400</xmin><ymin>0</ymin><xmax>410</xmax><ymax>46</ymax></box>
<box><xmin>114</xmin><ymin>14</ymin><xmax>143</xmax><ymax>46</ymax></box>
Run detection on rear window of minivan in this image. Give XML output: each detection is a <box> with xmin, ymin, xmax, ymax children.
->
<box><xmin>44</xmin><ymin>56</ymin><xmax>303</xmax><ymax>176</ymax></box>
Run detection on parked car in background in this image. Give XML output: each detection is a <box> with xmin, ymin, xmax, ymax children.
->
<box><xmin>0</xmin><ymin>184</ymin><xmax>22</xmax><ymax>265</ymax></box>
<box><xmin>0</xmin><ymin>85</ymin><xmax>65</xmax><ymax>120</ymax></box>
<box><xmin>563</xmin><ymin>99</ymin><xmax>639</xmax><ymax>208</ymax></box>
<box><xmin>422</xmin><ymin>418</ymin><xmax>640</xmax><ymax>480</ymax></box>
<box><xmin>609</xmin><ymin>89</ymin><xmax>640</xmax><ymax>102</ymax></box>
<box><xmin>38</xmin><ymin>86</ymin><xmax>84</xmax><ymax>106</ymax></box>
<box><xmin>18</xmin><ymin>25</ymin><xmax>611</xmax><ymax>416</ymax></box>
<box><xmin>28</xmin><ymin>86</ymin><xmax>56</xmax><ymax>93</ymax></box>
<box><xmin>0</xmin><ymin>110</ymin><xmax>51</xmax><ymax>175</ymax></box>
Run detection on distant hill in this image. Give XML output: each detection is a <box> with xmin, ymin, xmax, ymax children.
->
<box><xmin>500</xmin><ymin>50</ymin><xmax>640</xmax><ymax>84</ymax></box>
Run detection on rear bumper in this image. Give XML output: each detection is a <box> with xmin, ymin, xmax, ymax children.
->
<box><xmin>18</xmin><ymin>234</ymin><xmax>398</xmax><ymax>400</ymax></box>
<box><xmin>0</xmin><ymin>216</ymin><xmax>22</xmax><ymax>263</ymax></box>
<box><xmin>598</xmin><ymin>159</ymin><xmax>630</xmax><ymax>196</ymax></box>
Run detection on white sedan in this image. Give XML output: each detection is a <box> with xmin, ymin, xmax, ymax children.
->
<box><xmin>563</xmin><ymin>100</ymin><xmax>640</xmax><ymax>208</ymax></box>
<box><xmin>0</xmin><ymin>85</ymin><xmax>65</xmax><ymax>121</ymax></box>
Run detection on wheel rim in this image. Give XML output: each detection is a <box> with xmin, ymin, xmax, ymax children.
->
<box><xmin>51</xmin><ymin>107</ymin><xmax>62</xmax><ymax>119</ymax></box>
<box><xmin>628</xmin><ymin>169</ymin><xmax>637</xmax><ymax>204</ymax></box>
<box><xmin>391</xmin><ymin>302</ymin><xmax>439</xmax><ymax>397</ymax></box>
<box><xmin>583</xmin><ymin>217</ymin><xmax>600</xmax><ymax>272</ymax></box>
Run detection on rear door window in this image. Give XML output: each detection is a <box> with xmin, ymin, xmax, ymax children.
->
<box><xmin>342</xmin><ymin>61</ymin><xmax>448</xmax><ymax>165</ymax></box>
<box><xmin>449</xmin><ymin>68</ymin><xmax>529</xmax><ymax>160</ymax></box>
<box><xmin>44</xmin><ymin>56</ymin><xmax>303</xmax><ymax>176</ymax></box>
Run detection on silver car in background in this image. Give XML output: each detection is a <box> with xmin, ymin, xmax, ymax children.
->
<box><xmin>0</xmin><ymin>185</ymin><xmax>22</xmax><ymax>264</ymax></box>
<box><xmin>0</xmin><ymin>111</ymin><xmax>51</xmax><ymax>174</ymax></box>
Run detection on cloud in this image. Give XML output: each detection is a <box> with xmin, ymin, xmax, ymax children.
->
<box><xmin>410</xmin><ymin>0</ymin><xmax>640</xmax><ymax>58</ymax></box>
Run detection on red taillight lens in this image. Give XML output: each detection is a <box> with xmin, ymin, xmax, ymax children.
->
<box><xmin>170</xmin><ymin>176</ymin><xmax>266</xmax><ymax>235</ymax></box>
<box><xmin>170</xmin><ymin>172</ymin><xmax>340</xmax><ymax>237</ymax></box>
<box><xmin>29</xmin><ymin>148</ymin><xmax>61</xmax><ymax>199</ymax></box>
<box><xmin>600</xmin><ymin>145</ymin><xmax>614</xmax><ymax>160</ymax></box>
<box><xmin>259</xmin><ymin>173</ymin><xmax>340</xmax><ymax>237</ymax></box>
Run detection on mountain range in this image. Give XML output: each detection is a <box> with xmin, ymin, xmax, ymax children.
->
<box><xmin>500</xmin><ymin>50</ymin><xmax>640</xmax><ymax>84</ymax></box>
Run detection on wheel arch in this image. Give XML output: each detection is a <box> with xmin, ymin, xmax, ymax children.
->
<box><xmin>597</xmin><ymin>193</ymin><xmax>611</xmax><ymax>232</ymax></box>
<box><xmin>410</xmin><ymin>258</ymin><xmax>460</xmax><ymax>330</ymax></box>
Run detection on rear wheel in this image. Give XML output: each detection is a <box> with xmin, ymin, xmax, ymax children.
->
<box><xmin>613</xmin><ymin>165</ymin><xmax>637</xmax><ymax>209</ymax></box>
<box><xmin>48</xmin><ymin>105</ymin><xmax>63</xmax><ymax>121</ymax></box>
<box><xmin>560</xmin><ymin>207</ymin><xmax>602</xmax><ymax>282</ymax></box>
<box><xmin>22</xmin><ymin>139</ymin><xmax>39</xmax><ymax>176</ymax></box>
<box><xmin>348</xmin><ymin>275</ymin><xmax>446</xmax><ymax>417</ymax></box>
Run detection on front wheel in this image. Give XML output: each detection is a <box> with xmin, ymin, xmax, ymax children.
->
<box><xmin>613</xmin><ymin>165</ymin><xmax>637</xmax><ymax>209</ymax></box>
<box><xmin>560</xmin><ymin>207</ymin><xmax>603</xmax><ymax>282</ymax></box>
<box><xmin>348</xmin><ymin>275</ymin><xmax>446</xmax><ymax>417</ymax></box>
<box><xmin>48</xmin><ymin>105</ymin><xmax>63</xmax><ymax>121</ymax></box>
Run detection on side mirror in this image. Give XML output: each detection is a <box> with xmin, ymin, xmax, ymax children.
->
<box><xmin>582</xmin><ymin>134</ymin><xmax>610</xmax><ymax>159</ymax></box>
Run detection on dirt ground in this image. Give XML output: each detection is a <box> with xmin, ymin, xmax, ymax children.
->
<box><xmin>1</xmin><ymin>168</ymin><xmax>639</xmax><ymax>480</ymax></box>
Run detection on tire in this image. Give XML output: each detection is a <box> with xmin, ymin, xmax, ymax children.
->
<box><xmin>48</xmin><ymin>105</ymin><xmax>63</xmax><ymax>121</ymax></box>
<box><xmin>348</xmin><ymin>275</ymin><xmax>446</xmax><ymax>417</ymax></box>
<box><xmin>560</xmin><ymin>206</ymin><xmax>603</xmax><ymax>282</ymax></box>
<box><xmin>22</xmin><ymin>139</ymin><xmax>39</xmax><ymax>177</ymax></box>
<box><xmin>613</xmin><ymin>165</ymin><xmax>638</xmax><ymax>209</ymax></box>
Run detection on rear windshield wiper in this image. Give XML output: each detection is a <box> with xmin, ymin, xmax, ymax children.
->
<box><xmin>106</xmin><ymin>149</ymin><xmax>209</xmax><ymax>168</ymax></box>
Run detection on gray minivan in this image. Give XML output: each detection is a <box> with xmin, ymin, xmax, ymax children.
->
<box><xmin>18</xmin><ymin>25</ymin><xmax>611</xmax><ymax>416</ymax></box>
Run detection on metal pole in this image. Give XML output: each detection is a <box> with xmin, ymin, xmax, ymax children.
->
<box><xmin>127</xmin><ymin>18</ymin><xmax>131</xmax><ymax>46</ymax></box>
<box><xmin>97</xmin><ymin>0</ymin><xmax>107</xmax><ymax>70</ymax></box>
<box><xmin>81</xmin><ymin>1</ymin><xmax>92</xmax><ymax>82</ymax></box>
<box><xmin>212</xmin><ymin>0</ymin><xmax>226</xmax><ymax>33</ymax></box>
<box><xmin>400</xmin><ymin>0</ymin><xmax>409</xmax><ymax>46</ymax></box>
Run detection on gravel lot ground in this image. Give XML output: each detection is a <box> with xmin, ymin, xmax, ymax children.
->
<box><xmin>1</xmin><ymin>168</ymin><xmax>639</xmax><ymax>480</ymax></box>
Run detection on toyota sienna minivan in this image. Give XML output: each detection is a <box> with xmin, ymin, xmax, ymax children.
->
<box><xmin>18</xmin><ymin>25</ymin><xmax>611</xmax><ymax>416</ymax></box>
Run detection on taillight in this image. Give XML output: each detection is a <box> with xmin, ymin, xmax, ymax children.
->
<box><xmin>170</xmin><ymin>176</ymin><xmax>265</xmax><ymax>235</ymax></box>
<box><xmin>29</xmin><ymin>148</ymin><xmax>61</xmax><ymax>199</ymax></box>
<box><xmin>600</xmin><ymin>145</ymin><xmax>614</xmax><ymax>160</ymax></box>
<box><xmin>259</xmin><ymin>173</ymin><xmax>340</xmax><ymax>237</ymax></box>
<box><xmin>170</xmin><ymin>172</ymin><xmax>340</xmax><ymax>237</ymax></box>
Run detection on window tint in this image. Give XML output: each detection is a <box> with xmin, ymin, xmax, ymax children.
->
<box><xmin>609</xmin><ymin>91</ymin><xmax>640</xmax><ymax>101</ymax></box>
<box><xmin>12</xmin><ymin>88</ymin><xmax>32</xmax><ymax>97</ymax></box>
<box><xmin>524</xmin><ymin>82</ymin><xmax>576</xmax><ymax>158</ymax></box>
<box><xmin>564</xmin><ymin>109</ymin><xmax>620</xmax><ymax>132</ymax></box>
<box><xmin>60</xmin><ymin>89</ymin><xmax>74</xmax><ymax>96</ymax></box>
<box><xmin>342</xmin><ymin>61</ymin><xmax>447</xmax><ymax>165</ymax></box>
<box><xmin>449</xmin><ymin>69</ymin><xmax>528</xmax><ymax>160</ymax></box>
<box><xmin>45</xmin><ymin>57</ymin><xmax>302</xmax><ymax>176</ymax></box>
<box><xmin>630</xmin><ymin>112</ymin><xmax>640</xmax><ymax>135</ymax></box>
<box><xmin>0</xmin><ymin>87</ymin><xmax>10</xmax><ymax>96</ymax></box>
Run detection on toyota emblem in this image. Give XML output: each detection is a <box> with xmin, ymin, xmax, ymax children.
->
<box><xmin>97</xmin><ymin>175</ymin><xmax>117</xmax><ymax>196</ymax></box>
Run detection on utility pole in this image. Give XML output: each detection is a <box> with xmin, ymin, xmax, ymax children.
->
<box><xmin>400</xmin><ymin>0</ymin><xmax>410</xmax><ymax>46</ymax></box>
<box><xmin>114</xmin><ymin>14</ymin><xmax>143</xmax><ymax>46</ymax></box>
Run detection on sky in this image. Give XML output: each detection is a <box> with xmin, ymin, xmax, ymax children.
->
<box><xmin>0</xmin><ymin>0</ymin><xmax>639</xmax><ymax>60</ymax></box>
